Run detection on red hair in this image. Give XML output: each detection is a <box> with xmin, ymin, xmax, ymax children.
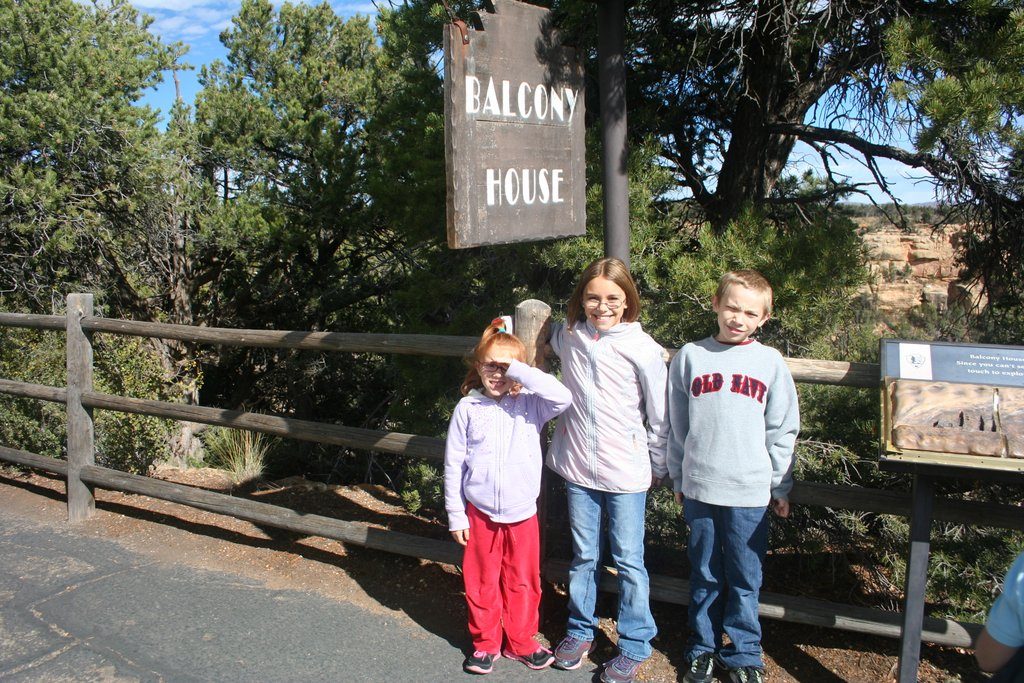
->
<box><xmin>460</xmin><ymin>318</ymin><xmax>528</xmax><ymax>396</ymax></box>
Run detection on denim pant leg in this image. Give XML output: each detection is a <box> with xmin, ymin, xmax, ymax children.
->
<box><xmin>605</xmin><ymin>489</ymin><xmax>656</xmax><ymax>661</ymax></box>
<box><xmin>718</xmin><ymin>505</ymin><xmax>768</xmax><ymax>669</ymax></box>
<box><xmin>684</xmin><ymin>498</ymin><xmax>724</xmax><ymax>660</ymax></box>
<box><xmin>565</xmin><ymin>481</ymin><xmax>602</xmax><ymax>641</ymax></box>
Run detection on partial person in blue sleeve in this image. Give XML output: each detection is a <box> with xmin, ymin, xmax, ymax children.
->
<box><xmin>976</xmin><ymin>551</ymin><xmax>1024</xmax><ymax>682</ymax></box>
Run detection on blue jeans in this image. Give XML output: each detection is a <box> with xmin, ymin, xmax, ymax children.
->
<box><xmin>564</xmin><ymin>481</ymin><xmax>656</xmax><ymax>661</ymax></box>
<box><xmin>684</xmin><ymin>499</ymin><xmax>768</xmax><ymax>669</ymax></box>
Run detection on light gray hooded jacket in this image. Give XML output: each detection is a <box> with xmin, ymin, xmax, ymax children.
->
<box><xmin>547</xmin><ymin>320</ymin><xmax>669</xmax><ymax>493</ymax></box>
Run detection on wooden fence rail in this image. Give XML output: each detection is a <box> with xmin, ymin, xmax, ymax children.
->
<box><xmin>3</xmin><ymin>378</ymin><xmax>1021</xmax><ymax>532</ymax></box>
<box><xmin>0</xmin><ymin>311</ymin><xmax>880</xmax><ymax>386</ymax></box>
<box><xmin>0</xmin><ymin>297</ymin><xmax>989</xmax><ymax>648</ymax></box>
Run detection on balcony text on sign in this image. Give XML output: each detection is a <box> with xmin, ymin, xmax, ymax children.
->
<box><xmin>464</xmin><ymin>76</ymin><xmax>580</xmax><ymax>123</ymax></box>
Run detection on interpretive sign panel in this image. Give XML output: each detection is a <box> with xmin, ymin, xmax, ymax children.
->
<box><xmin>879</xmin><ymin>339</ymin><xmax>1024</xmax><ymax>471</ymax></box>
<box><xmin>443</xmin><ymin>0</ymin><xmax>586</xmax><ymax>249</ymax></box>
<box><xmin>882</xmin><ymin>339</ymin><xmax>1024</xmax><ymax>386</ymax></box>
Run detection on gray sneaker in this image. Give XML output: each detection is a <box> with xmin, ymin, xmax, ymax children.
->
<box><xmin>502</xmin><ymin>646</ymin><xmax>554</xmax><ymax>670</ymax></box>
<box><xmin>728</xmin><ymin>666</ymin><xmax>765</xmax><ymax>683</ymax></box>
<box><xmin>682</xmin><ymin>652</ymin><xmax>715</xmax><ymax>683</ymax></box>
<box><xmin>552</xmin><ymin>635</ymin><xmax>593</xmax><ymax>670</ymax></box>
<box><xmin>463</xmin><ymin>650</ymin><xmax>498</xmax><ymax>675</ymax></box>
<box><xmin>600</xmin><ymin>654</ymin><xmax>644</xmax><ymax>683</ymax></box>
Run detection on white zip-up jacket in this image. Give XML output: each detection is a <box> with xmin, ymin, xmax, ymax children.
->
<box><xmin>546</xmin><ymin>320</ymin><xmax>669</xmax><ymax>493</ymax></box>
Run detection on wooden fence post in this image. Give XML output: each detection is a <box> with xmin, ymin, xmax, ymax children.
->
<box><xmin>66</xmin><ymin>293</ymin><xmax>95</xmax><ymax>521</ymax></box>
<box><xmin>516</xmin><ymin>298</ymin><xmax>558</xmax><ymax>618</ymax></box>
<box><xmin>515</xmin><ymin>299</ymin><xmax>552</xmax><ymax>370</ymax></box>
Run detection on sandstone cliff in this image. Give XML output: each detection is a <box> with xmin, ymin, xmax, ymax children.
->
<box><xmin>858</xmin><ymin>223</ymin><xmax>984</xmax><ymax>314</ymax></box>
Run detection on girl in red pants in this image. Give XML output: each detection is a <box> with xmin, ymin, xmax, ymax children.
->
<box><xmin>444</xmin><ymin>318</ymin><xmax>572</xmax><ymax>675</ymax></box>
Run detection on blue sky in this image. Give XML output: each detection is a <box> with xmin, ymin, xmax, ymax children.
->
<box><xmin>789</xmin><ymin>141</ymin><xmax>938</xmax><ymax>205</ymax></box>
<box><xmin>136</xmin><ymin>0</ymin><xmax>376</xmax><ymax>121</ymax></box>
<box><xmin>135</xmin><ymin>0</ymin><xmax>938</xmax><ymax>205</ymax></box>
<box><xmin>136</xmin><ymin>0</ymin><xmax>245</xmax><ymax>112</ymax></box>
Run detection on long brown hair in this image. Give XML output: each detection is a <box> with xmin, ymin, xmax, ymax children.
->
<box><xmin>566</xmin><ymin>257</ymin><xmax>642</xmax><ymax>329</ymax></box>
<box><xmin>460</xmin><ymin>318</ymin><xmax>528</xmax><ymax>396</ymax></box>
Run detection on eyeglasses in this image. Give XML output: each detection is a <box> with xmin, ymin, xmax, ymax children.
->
<box><xmin>584</xmin><ymin>298</ymin><xmax>624</xmax><ymax>310</ymax></box>
<box><xmin>478</xmin><ymin>362</ymin><xmax>508</xmax><ymax>374</ymax></box>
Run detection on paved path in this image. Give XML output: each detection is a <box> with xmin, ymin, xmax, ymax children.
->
<box><xmin>0</xmin><ymin>485</ymin><xmax>605</xmax><ymax>683</ymax></box>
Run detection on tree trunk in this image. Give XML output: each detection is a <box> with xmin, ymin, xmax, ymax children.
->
<box><xmin>708</xmin><ymin>100</ymin><xmax>798</xmax><ymax>230</ymax></box>
<box><xmin>703</xmin><ymin>0</ymin><xmax>811</xmax><ymax>230</ymax></box>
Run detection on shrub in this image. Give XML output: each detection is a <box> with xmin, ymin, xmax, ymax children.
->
<box><xmin>201</xmin><ymin>427</ymin><xmax>271</xmax><ymax>484</ymax></box>
<box><xmin>0</xmin><ymin>328</ymin><xmax>66</xmax><ymax>460</ymax></box>
<box><xmin>0</xmin><ymin>326</ymin><xmax>174</xmax><ymax>474</ymax></box>
<box><xmin>644</xmin><ymin>486</ymin><xmax>687</xmax><ymax>571</ymax></box>
<box><xmin>93</xmin><ymin>335</ymin><xmax>176</xmax><ymax>473</ymax></box>
<box><xmin>400</xmin><ymin>460</ymin><xmax>443</xmax><ymax>515</ymax></box>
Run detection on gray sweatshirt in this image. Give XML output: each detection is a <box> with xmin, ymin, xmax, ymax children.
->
<box><xmin>667</xmin><ymin>337</ymin><xmax>800</xmax><ymax>507</ymax></box>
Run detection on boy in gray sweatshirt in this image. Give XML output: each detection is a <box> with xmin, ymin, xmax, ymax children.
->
<box><xmin>667</xmin><ymin>270</ymin><xmax>800</xmax><ymax>683</ymax></box>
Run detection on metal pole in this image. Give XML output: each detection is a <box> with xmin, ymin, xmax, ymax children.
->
<box><xmin>598</xmin><ymin>0</ymin><xmax>630</xmax><ymax>268</ymax></box>
<box><xmin>897</xmin><ymin>473</ymin><xmax>935</xmax><ymax>681</ymax></box>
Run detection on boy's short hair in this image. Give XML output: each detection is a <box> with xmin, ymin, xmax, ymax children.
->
<box><xmin>716</xmin><ymin>270</ymin><xmax>774</xmax><ymax>317</ymax></box>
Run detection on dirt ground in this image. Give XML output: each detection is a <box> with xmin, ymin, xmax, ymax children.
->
<box><xmin>0</xmin><ymin>465</ymin><xmax>987</xmax><ymax>682</ymax></box>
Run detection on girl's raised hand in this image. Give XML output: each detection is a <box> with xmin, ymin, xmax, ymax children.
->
<box><xmin>451</xmin><ymin>528</ymin><xmax>470</xmax><ymax>546</ymax></box>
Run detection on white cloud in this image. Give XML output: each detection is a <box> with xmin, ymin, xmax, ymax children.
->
<box><xmin>343</xmin><ymin>2</ymin><xmax>379</xmax><ymax>15</ymax></box>
<box><xmin>150</xmin><ymin>6</ymin><xmax>235</xmax><ymax>42</ymax></box>
<box><xmin>134</xmin><ymin>0</ymin><xmax>228</xmax><ymax>10</ymax></box>
<box><xmin>136</xmin><ymin>0</ymin><xmax>235</xmax><ymax>45</ymax></box>
<box><xmin>138</xmin><ymin>0</ymin><xmax>375</xmax><ymax>44</ymax></box>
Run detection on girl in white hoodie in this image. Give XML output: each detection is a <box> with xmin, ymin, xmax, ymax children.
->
<box><xmin>546</xmin><ymin>258</ymin><xmax>669</xmax><ymax>683</ymax></box>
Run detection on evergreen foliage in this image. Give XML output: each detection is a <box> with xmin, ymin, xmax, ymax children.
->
<box><xmin>886</xmin><ymin>0</ymin><xmax>1024</xmax><ymax>312</ymax></box>
<box><xmin>0</xmin><ymin>0</ymin><xmax>183</xmax><ymax>310</ymax></box>
<box><xmin>191</xmin><ymin>0</ymin><xmax>421</xmax><ymax>474</ymax></box>
<box><xmin>0</xmin><ymin>329</ymin><xmax>66</xmax><ymax>460</ymax></box>
<box><xmin>0</xmin><ymin>327</ymin><xmax>172</xmax><ymax>473</ymax></box>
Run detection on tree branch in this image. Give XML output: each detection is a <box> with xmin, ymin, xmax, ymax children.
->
<box><xmin>772</xmin><ymin>121</ymin><xmax>944</xmax><ymax>170</ymax></box>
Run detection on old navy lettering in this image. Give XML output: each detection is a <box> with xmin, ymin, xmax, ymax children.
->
<box><xmin>690</xmin><ymin>373</ymin><xmax>724</xmax><ymax>397</ymax></box>
<box><xmin>690</xmin><ymin>371</ymin><xmax>767</xmax><ymax>404</ymax></box>
<box><xmin>730</xmin><ymin>374</ymin><xmax>767</xmax><ymax>403</ymax></box>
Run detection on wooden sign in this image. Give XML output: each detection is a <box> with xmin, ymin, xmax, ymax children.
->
<box><xmin>443</xmin><ymin>0</ymin><xmax>586</xmax><ymax>249</ymax></box>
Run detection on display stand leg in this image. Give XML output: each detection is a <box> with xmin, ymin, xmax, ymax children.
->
<box><xmin>897</xmin><ymin>474</ymin><xmax>935</xmax><ymax>682</ymax></box>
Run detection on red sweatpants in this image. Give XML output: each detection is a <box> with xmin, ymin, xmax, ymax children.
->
<box><xmin>462</xmin><ymin>503</ymin><xmax>542</xmax><ymax>655</ymax></box>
